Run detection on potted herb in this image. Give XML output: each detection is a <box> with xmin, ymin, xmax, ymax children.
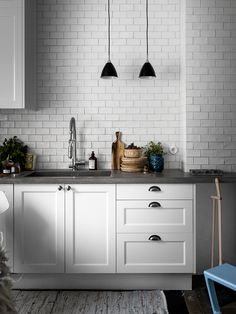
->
<box><xmin>0</xmin><ymin>136</ymin><xmax>28</xmax><ymax>171</ymax></box>
<box><xmin>143</xmin><ymin>141</ymin><xmax>165</xmax><ymax>172</ymax></box>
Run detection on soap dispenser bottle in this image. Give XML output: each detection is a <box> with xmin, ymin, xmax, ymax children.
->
<box><xmin>89</xmin><ymin>151</ymin><xmax>97</xmax><ymax>170</ymax></box>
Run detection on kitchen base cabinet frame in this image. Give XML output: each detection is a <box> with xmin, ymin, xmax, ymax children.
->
<box><xmin>12</xmin><ymin>273</ymin><xmax>193</xmax><ymax>290</ymax></box>
<box><xmin>116</xmin><ymin>183</ymin><xmax>196</xmax><ymax>275</ymax></box>
<box><xmin>11</xmin><ymin>182</ymin><xmax>196</xmax><ymax>290</ymax></box>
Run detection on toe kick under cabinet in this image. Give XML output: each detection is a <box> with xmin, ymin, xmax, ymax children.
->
<box><xmin>116</xmin><ymin>184</ymin><xmax>195</xmax><ymax>273</ymax></box>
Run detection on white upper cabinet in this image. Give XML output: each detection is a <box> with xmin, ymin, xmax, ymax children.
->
<box><xmin>0</xmin><ymin>0</ymin><xmax>36</xmax><ymax>109</ymax></box>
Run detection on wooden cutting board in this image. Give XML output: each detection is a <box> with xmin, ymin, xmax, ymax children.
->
<box><xmin>112</xmin><ymin>131</ymin><xmax>125</xmax><ymax>170</ymax></box>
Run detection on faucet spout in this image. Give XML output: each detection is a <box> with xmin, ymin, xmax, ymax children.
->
<box><xmin>68</xmin><ymin>117</ymin><xmax>85</xmax><ymax>170</ymax></box>
<box><xmin>69</xmin><ymin>117</ymin><xmax>76</xmax><ymax>140</ymax></box>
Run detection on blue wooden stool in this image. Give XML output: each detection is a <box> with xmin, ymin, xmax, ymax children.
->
<box><xmin>204</xmin><ymin>263</ymin><xmax>236</xmax><ymax>314</ymax></box>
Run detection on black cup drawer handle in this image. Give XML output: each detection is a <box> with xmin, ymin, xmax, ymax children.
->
<box><xmin>148</xmin><ymin>201</ymin><xmax>161</xmax><ymax>208</ymax></box>
<box><xmin>148</xmin><ymin>186</ymin><xmax>161</xmax><ymax>192</ymax></box>
<box><xmin>148</xmin><ymin>235</ymin><xmax>162</xmax><ymax>241</ymax></box>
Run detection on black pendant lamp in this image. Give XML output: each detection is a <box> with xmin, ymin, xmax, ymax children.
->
<box><xmin>101</xmin><ymin>0</ymin><xmax>118</xmax><ymax>79</ymax></box>
<box><xmin>139</xmin><ymin>0</ymin><xmax>156</xmax><ymax>79</ymax></box>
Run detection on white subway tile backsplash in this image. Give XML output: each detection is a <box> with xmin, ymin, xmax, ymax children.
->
<box><xmin>0</xmin><ymin>0</ymin><xmax>235</xmax><ymax>171</ymax></box>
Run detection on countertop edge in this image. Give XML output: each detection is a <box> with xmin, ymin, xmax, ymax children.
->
<box><xmin>0</xmin><ymin>169</ymin><xmax>236</xmax><ymax>184</ymax></box>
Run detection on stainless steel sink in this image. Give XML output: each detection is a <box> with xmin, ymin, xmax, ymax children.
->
<box><xmin>25</xmin><ymin>170</ymin><xmax>111</xmax><ymax>177</ymax></box>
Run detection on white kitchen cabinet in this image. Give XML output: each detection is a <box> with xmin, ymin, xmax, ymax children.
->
<box><xmin>12</xmin><ymin>182</ymin><xmax>194</xmax><ymax>284</ymax></box>
<box><xmin>117</xmin><ymin>200</ymin><xmax>193</xmax><ymax>233</ymax></box>
<box><xmin>117</xmin><ymin>233</ymin><xmax>193</xmax><ymax>273</ymax></box>
<box><xmin>117</xmin><ymin>184</ymin><xmax>193</xmax><ymax>200</ymax></box>
<box><xmin>0</xmin><ymin>184</ymin><xmax>13</xmax><ymax>269</ymax></box>
<box><xmin>0</xmin><ymin>0</ymin><xmax>36</xmax><ymax>109</ymax></box>
<box><xmin>11</xmin><ymin>182</ymin><xmax>195</xmax><ymax>289</ymax></box>
<box><xmin>14</xmin><ymin>184</ymin><xmax>116</xmax><ymax>274</ymax></box>
<box><xmin>14</xmin><ymin>184</ymin><xmax>64</xmax><ymax>273</ymax></box>
<box><xmin>116</xmin><ymin>183</ymin><xmax>195</xmax><ymax>274</ymax></box>
<box><xmin>65</xmin><ymin>184</ymin><xmax>116</xmax><ymax>273</ymax></box>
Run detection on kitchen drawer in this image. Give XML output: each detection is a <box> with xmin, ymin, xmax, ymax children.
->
<box><xmin>117</xmin><ymin>184</ymin><xmax>193</xmax><ymax>200</ymax></box>
<box><xmin>117</xmin><ymin>200</ymin><xmax>192</xmax><ymax>233</ymax></box>
<box><xmin>117</xmin><ymin>233</ymin><xmax>193</xmax><ymax>273</ymax></box>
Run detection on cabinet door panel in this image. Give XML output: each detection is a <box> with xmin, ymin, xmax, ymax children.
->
<box><xmin>66</xmin><ymin>184</ymin><xmax>115</xmax><ymax>273</ymax></box>
<box><xmin>0</xmin><ymin>6</ymin><xmax>23</xmax><ymax>108</ymax></box>
<box><xmin>117</xmin><ymin>200</ymin><xmax>192</xmax><ymax>233</ymax></box>
<box><xmin>117</xmin><ymin>233</ymin><xmax>193</xmax><ymax>273</ymax></box>
<box><xmin>14</xmin><ymin>185</ymin><xmax>64</xmax><ymax>273</ymax></box>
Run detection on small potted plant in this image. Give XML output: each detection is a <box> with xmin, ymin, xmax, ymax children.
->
<box><xmin>0</xmin><ymin>136</ymin><xmax>28</xmax><ymax>172</ymax></box>
<box><xmin>143</xmin><ymin>141</ymin><xmax>165</xmax><ymax>172</ymax></box>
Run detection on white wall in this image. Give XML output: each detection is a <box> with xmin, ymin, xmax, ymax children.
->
<box><xmin>186</xmin><ymin>0</ymin><xmax>236</xmax><ymax>172</ymax></box>
<box><xmin>0</xmin><ymin>0</ymin><xmax>235</xmax><ymax>171</ymax></box>
<box><xmin>196</xmin><ymin>183</ymin><xmax>236</xmax><ymax>273</ymax></box>
<box><xmin>0</xmin><ymin>0</ymin><xmax>182</xmax><ymax>170</ymax></box>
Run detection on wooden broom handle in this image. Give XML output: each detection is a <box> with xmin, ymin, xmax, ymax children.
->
<box><xmin>215</xmin><ymin>177</ymin><xmax>223</xmax><ymax>265</ymax></box>
<box><xmin>215</xmin><ymin>177</ymin><xmax>221</xmax><ymax>198</ymax></box>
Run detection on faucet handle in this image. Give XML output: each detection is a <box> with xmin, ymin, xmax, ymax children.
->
<box><xmin>69</xmin><ymin>161</ymin><xmax>86</xmax><ymax>170</ymax></box>
<box><xmin>75</xmin><ymin>160</ymin><xmax>86</xmax><ymax>167</ymax></box>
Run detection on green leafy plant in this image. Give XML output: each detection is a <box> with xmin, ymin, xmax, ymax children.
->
<box><xmin>0</xmin><ymin>136</ymin><xmax>28</xmax><ymax>167</ymax></box>
<box><xmin>143</xmin><ymin>141</ymin><xmax>165</xmax><ymax>159</ymax></box>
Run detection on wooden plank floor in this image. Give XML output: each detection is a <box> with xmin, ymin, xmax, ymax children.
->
<box><xmin>12</xmin><ymin>290</ymin><xmax>168</xmax><ymax>314</ymax></box>
<box><xmin>184</xmin><ymin>287</ymin><xmax>236</xmax><ymax>314</ymax></box>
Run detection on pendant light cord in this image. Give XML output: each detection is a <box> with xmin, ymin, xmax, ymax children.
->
<box><xmin>146</xmin><ymin>0</ymin><xmax>149</xmax><ymax>61</ymax></box>
<box><xmin>108</xmin><ymin>0</ymin><xmax>111</xmax><ymax>62</ymax></box>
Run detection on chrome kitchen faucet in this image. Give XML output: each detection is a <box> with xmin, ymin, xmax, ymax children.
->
<box><xmin>68</xmin><ymin>117</ymin><xmax>85</xmax><ymax>170</ymax></box>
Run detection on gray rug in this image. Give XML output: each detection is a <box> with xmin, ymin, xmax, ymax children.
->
<box><xmin>13</xmin><ymin>290</ymin><xmax>169</xmax><ymax>314</ymax></box>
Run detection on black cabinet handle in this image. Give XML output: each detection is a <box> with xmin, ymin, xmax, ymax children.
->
<box><xmin>148</xmin><ymin>186</ymin><xmax>161</xmax><ymax>192</ymax></box>
<box><xmin>58</xmin><ymin>185</ymin><xmax>63</xmax><ymax>191</ymax></box>
<box><xmin>66</xmin><ymin>185</ymin><xmax>71</xmax><ymax>191</ymax></box>
<box><xmin>148</xmin><ymin>201</ymin><xmax>161</xmax><ymax>208</ymax></box>
<box><xmin>148</xmin><ymin>235</ymin><xmax>161</xmax><ymax>241</ymax></box>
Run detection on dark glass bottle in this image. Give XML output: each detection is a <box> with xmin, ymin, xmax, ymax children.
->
<box><xmin>89</xmin><ymin>151</ymin><xmax>97</xmax><ymax>170</ymax></box>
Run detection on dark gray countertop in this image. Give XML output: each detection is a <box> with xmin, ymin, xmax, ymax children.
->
<box><xmin>0</xmin><ymin>169</ymin><xmax>236</xmax><ymax>184</ymax></box>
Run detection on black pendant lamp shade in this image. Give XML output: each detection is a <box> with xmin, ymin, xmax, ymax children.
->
<box><xmin>139</xmin><ymin>61</ymin><xmax>156</xmax><ymax>78</ymax></box>
<box><xmin>139</xmin><ymin>0</ymin><xmax>156</xmax><ymax>79</ymax></box>
<box><xmin>101</xmin><ymin>61</ymin><xmax>118</xmax><ymax>79</ymax></box>
<box><xmin>101</xmin><ymin>0</ymin><xmax>118</xmax><ymax>79</ymax></box>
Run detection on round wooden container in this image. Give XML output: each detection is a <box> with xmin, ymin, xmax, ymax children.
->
<box><xmin>124</xmin><ymin>148</ymin><xmax>142</xmax><ymax>158</ymax></box>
